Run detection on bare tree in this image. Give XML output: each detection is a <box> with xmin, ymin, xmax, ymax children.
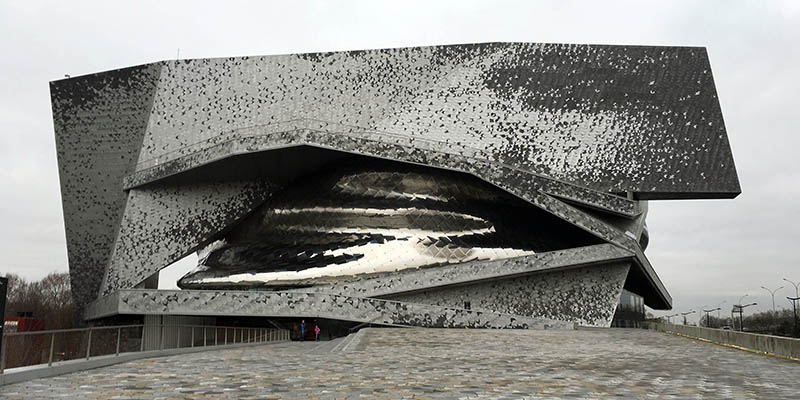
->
<box><xmin>3</xmin><ymin>272</ymin><xmax>73</xmax><ymax>329</ymax></box>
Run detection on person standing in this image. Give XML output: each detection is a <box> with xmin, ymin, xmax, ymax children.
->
<box><xmin>300</xmin><ymin>320</ymin><xmax>306</xmax><ymax>341</ymax></box>
<box><xmin>314</xmin><ymin>324</ymin><xmax>321</xmax><ymax>341</ymax></box>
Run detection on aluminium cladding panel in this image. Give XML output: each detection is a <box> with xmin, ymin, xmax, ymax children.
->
<box><xmin>100</xmin><ymin>179</ymin><xmax>275</xmax><ymax>296</ymax></box>
<box><xmin>108</xmin><ymin>290</ymin><xmax>574</xmax><ymax>330</ymax></box>
<box><xmin>124</xmin><ymin>131</ymin><xmax>640</xmax><ymax>217</ymax></box>
<box><xmin>390</xmin><ymin>261</ymin><xmax>631</xmax><ymax>327</ymax></box>
<box><xmin>51</xmin><ymin>63</ymin><xmax>163</xmax><ymax>317</ymax></box>
<box><xmin>132</xmin><ymin>42</ymin><xmax>739</xmax><ymax>198</ymax></box>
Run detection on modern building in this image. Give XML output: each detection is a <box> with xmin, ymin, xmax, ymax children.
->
<box><xmin>51</xmin><ymin>42</ymin><xmax>739</xmax><ymax>332</ymax></box>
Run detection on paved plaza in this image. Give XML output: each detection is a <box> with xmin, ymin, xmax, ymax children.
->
<box><xmin>1</xmin><ymin>328</ymin><xmax>799</xmax><ymax>399</ymax></box>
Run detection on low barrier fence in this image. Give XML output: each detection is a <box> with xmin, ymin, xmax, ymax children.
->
<box><xmin>644</xmin><ymin>322</ymin><xmax>800</xmax><ymax>360</ymax></box>
<box><xmin>1</xmin><ymin>324</ymin><xmax>289</xmax><ymax>373</ymax></box>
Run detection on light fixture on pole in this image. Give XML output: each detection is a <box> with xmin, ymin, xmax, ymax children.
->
<box><xmin>788</xmin><ymin>295</ymin><xmax>800</xmax><ymax>338</ymax></box>
<box><xmin>783</xmin><ymin>278</ymin><xmax>800</xmax><ymax>298</ymax></box>
<box><xmin>760</xmin><ymin>286</ymin><xmax>783</xmax><ymax>313</ymax></box>
<box><xmin>702</xmin><ymin>307</ymin><xmax>721</xmax><ymax>328</ymax></box>
<box><xmin>680</xmin><ymin>310</ymin><xmax>696</xmax><ymax>325</ymax></box>
<box><xmin>732</xmin><ymin>302</ymin><xmax>757</xmax><ymax>332</ymax></box>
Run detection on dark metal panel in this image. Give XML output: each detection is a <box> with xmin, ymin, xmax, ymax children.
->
<box><xmin>51</xmin><ymin>64</ymin><xmax>163</xmax><ymax>319</ymax></box>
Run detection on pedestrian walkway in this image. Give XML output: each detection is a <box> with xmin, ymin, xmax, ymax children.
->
<box><xmin>2</xmin><ymin>328</ymin><xmax>799</xmax><ymax>398</ymax></box>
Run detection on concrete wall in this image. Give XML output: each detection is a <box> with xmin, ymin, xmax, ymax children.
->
<box><xmin>647</xmin><ymin>322</ymin><xmax>800</xmax><ymax>360</ymax></box>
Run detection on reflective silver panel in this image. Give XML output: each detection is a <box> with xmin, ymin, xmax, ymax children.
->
<box><xmin>179</xmin><ymin>162</ymin><xmax>602</xmax><ymax>289</ymax></box>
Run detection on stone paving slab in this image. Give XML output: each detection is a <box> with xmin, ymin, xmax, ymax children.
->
<box><xmin>2</xmin><ymin>328</ymin><xmax>799</xmax><ymax>399</ymax></box>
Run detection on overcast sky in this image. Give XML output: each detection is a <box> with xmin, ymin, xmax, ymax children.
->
<box><xmin>1</xmin><ymin>0</ymin><xmax>798</xmax><ymax>324</ymax></box>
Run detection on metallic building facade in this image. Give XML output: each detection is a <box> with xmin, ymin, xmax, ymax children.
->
<box><xmin>52</xmin><ymin>42</ymin><xmax>739</xmax><ymax>328</ymax></box>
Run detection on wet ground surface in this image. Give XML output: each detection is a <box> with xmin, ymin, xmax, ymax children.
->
<box><xmin>1</xmin><ymin>328</ymin><xmax>799</xmax><ymax>399</ymax></box>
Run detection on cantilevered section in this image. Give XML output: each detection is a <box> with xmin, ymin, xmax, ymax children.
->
<box><xmin>53</xmin><ymin>42</ymin><xmax>739</xmax><ymax>327</ymax></box>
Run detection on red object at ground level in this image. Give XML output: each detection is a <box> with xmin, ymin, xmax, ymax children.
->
<box><xmin>3</xmin><ymin>317</ymin><xmax>45</xmax><ymax>333</ymax></box>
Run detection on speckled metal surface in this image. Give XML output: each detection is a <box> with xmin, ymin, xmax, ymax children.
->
<box><xmin>51</xmin><ymin>65</ymin><xmax>162</xmax><ymax>319</ymax></box>
<box><xmin>52</xmin><ymin>42</ymin><xmax>740</xmax><ymax>321</ymax></box>
<box><xmin>100</xmin><ymin>179</ymin><xmax>275</xmax><ymax>295</ymax></box>
<box><xmin>129</xmin><ymin>43</ymin><xmax>739</xmax><ymax>197</ymax></box>
<box><xmin>391</xmin><ymin>262</ymin><xmax>631</xmax><ymax>327</ymax></box>
<box><xmin>86</xmin><ymin>289</ymin><xmax>575</xmax><ymax>330</ymax></box>
<box><xmin>123</xmin><ymin>129</ymin><xmax>640</xmax><ymax>217</ymax></box>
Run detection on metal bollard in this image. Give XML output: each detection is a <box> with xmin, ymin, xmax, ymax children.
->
<box><xmin>86</xmin><ymin>328</ymin><xmax>93</xmax><ymax>360</ymax></box>
<box><xmin>224</xmin><ymin>327</ymin><xmax>228</xmax><ymax>345</ymax></box>
<box><xmin>191</xmin><ymin>326</ymin><xmax>195</xmax><ymax>348</ymax></box>
<box><xmin>1</xmin><ymin>336</ymin><xmax>7</xmax><ymax>373</ymax></box>
<box><xmin>204</xmin><ymin>327</ymin><xmax>207</xmax><ymax>346</ymax></box>
<box><xmin>116</xmin><ymin>327</ymin><xmax>121</xmax><ymax>356</ymax></box>
<box><xmin>49</xmin><ymin>333</ymin><xmax>55</xmax><ymax>366</ymax></box>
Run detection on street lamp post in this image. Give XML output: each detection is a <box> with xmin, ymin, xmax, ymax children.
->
<box><xmin>761</xmin><ymin>286</ymin><xmax>783</xmax><ymax>313</ymax></box>
<box><xmin>784</xmin><ymin>278</ymin><xmax>800</xmax><ymax>298</ymax></box>
<box><xmin>732</xmin><ymin>302</ymin><xmax>757</xmax><ymax>332</ymax></box>
<box><xmin>732</xmin><ymin>295</ymin><xmax>748</xmax><ymax>330</ymax></box>
<box><xmin>664</xmin><ymin>313</ymin><xmax>679</xmax><ymax>324</ymax></box>
<box><xmin>788</xmin><ymin>296</ymin><xmax>800</xmax><ymax>338</ymax></box>
<box><xmin>680</xmin><ymin>310</ymin><xmax>696</xmax><ymax>325</ymax></box>
<box><xmin>702</xmin><ymin>307</ymin><xmax>721</xmax><ymax>328</ymax></box>
<box><xmin>784</xmin><ymin>278</ymin><xmax>800</xmax><ymax>337</ymax></box>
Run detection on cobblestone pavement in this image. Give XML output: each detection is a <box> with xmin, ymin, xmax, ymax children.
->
<box><xmin>2</xmin><ymin>328</ymin><xmax>799</xmax><ymax>399</ymax></box>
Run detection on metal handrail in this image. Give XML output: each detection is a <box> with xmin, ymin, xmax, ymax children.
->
<box><xmin>1</xmin><ymin>323</ymin><xmax>290</xmax><ymax>374</ymax></box>
<box><xmin>2</xmin><ymin>324</ymin><xmax>145</xmax><ymax>337</ymax></box>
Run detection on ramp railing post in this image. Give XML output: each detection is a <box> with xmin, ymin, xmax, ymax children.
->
<box><xmin>48</xmin><ymin>333</ymin><xmax>55</xmax><ymax>366</ymax></box>
<box><xmin>85</xmin><ymin>328</ymin><xmax>92</xmax><ymax>360</ymax></box>
<box><xmin>116</xmin><ymin>327</ymin><xmax>121</xmax><ymax>356</ymax></box>
<box><xmin>1</xmin><ymin>334</ymin><xmax>7</xmax><ymax>373</ymax></box>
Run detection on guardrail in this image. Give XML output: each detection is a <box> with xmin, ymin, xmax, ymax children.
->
<box><xmin>644</xmin><ymin>322</ymin><xmax>800</xmax><ymax>361</ymax></box>
<box><xmin>1</xmin><ymin>324</ymin><xmax>289</xmax><ymax>374</ymax></box>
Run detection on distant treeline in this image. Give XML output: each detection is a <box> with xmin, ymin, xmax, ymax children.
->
<box><xmin>3</xmin><ymin>272</ymin><xmax>73</xmax><ymax>330</ymax></box>
<box><xmin>655</xmin><ymin>309</ymin><xmax>799</xmax><ymax>338</ymax></box>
